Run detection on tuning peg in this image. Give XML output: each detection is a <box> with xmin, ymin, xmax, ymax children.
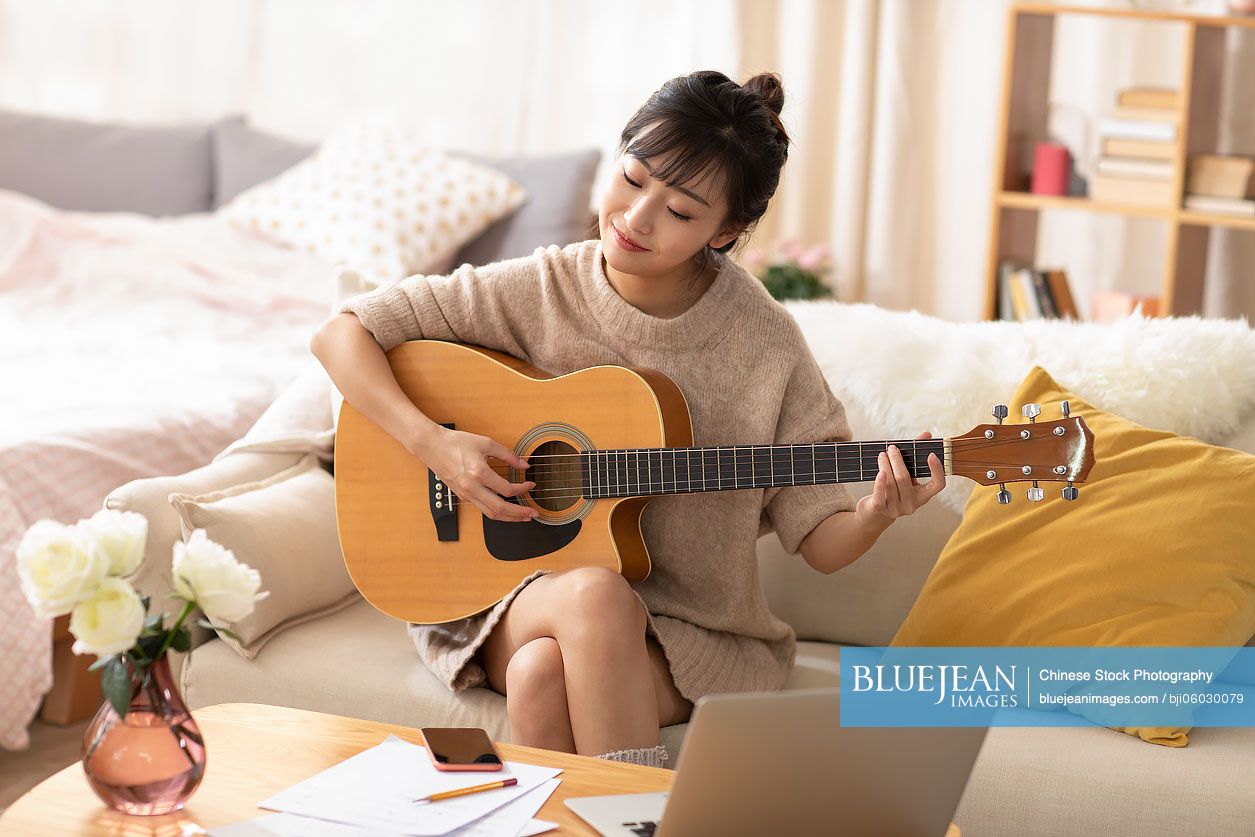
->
<box><xmin>992</xmin><ymin>404</ymin><xmax>1008</xmax><ymax>425</ymax></box>
<box><xmin>1021</xmin><ymin>403</ymin><xmax>1041</xmax><ymax>423</ymax></box>
<box><xmin>1027</xmin><ymin>480</ymin><xmax>1044</xmax><ymax>502</ymax></box>
<box><xmin>1060</xmin><ymin>400</ymin><xmax>1070</xmax><ymax>418</ymax></box>
<box><xmin>1062</xmin><ymin>482</ymin><xmax>1079</xmax><ymax>501</ymax></box>
<box><xmin>997</xmin><ymin>483</ymin><xmax>1012</xmax><ymax>504</ymax></box>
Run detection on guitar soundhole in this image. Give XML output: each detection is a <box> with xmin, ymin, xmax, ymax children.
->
<box><xmin>529</xmin><ymin>439</ymin><xmax>582</xmax><ymax>513</ymax></box>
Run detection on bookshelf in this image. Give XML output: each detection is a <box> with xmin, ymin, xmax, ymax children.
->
<box><xmin>984</xmin><ymin>2</ymin><xmax>1255</xmax><ymax>320</ymax></box>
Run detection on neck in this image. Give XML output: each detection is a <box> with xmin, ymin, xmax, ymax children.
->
<box><xmin>578</xmin><ymin>438</ymin><xmax>948</xmax><ymax>499</ymax></box>
<box><xmin>602</xmin><ymin>253</ymin><xmax>716</xmax><ymax>319</ymax></box>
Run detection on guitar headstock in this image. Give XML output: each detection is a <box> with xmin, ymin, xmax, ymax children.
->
<box><xmin>950</xmin><ymin>401</ymin><xmax>1094</xmax><ymax>504</ymax></box>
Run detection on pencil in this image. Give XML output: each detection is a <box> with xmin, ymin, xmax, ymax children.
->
<box><xmin>418</xmin><ymin>777</ymin><xmax>518</xmax><ymax>803</ymax></box>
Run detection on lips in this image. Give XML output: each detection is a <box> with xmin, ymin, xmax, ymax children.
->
<box><xmin>613</xmin><ymin>226</ymin><xmax>648</xmax><ymax>252</ymax></box>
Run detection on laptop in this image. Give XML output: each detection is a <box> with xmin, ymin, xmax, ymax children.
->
<box><xmin>564</xmin><ymin>688</ymin><xmax>987</xmax><ymax>837</ymax></box>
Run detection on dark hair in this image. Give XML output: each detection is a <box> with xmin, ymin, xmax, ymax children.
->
<box><xmin>617</xmin><ymin>70</ymin><xmax>791</xmax><ymax>260</ymax></box>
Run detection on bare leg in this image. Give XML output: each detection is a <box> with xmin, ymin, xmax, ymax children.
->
<box><xmin>480</xmin><ymin>567</ymin><xmax>681</xmax><ymax>755</ymax></box>
<box><xmin>499</xmin><ymin>637</ymin><xmax>576</xmax><ymax>752</ymax></box>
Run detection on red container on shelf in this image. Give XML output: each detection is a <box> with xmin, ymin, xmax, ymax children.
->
<box><xmin>1031</xmin><ymin>141</ymin><xmax>1070</xmax><ymax>196</ymax></box>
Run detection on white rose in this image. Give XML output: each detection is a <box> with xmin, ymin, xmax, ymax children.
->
<box><xmin>16</xmin><ymin>520</ymin><xmax>108</xmax><ymax>618</ymax></box>
<box><xmin>172</xmin><ymin>529</ymin><xmax>268</xmax><ymax>623</ymax></box>
<box><xmin>69</xmin><ymin>577</ymin><xmax>145</xmax><ymax>658</ymax></box>
<box><xmin>76</xmin><ymin>509</ymin><xmax>147</xmax><ymax>578</ymax></box>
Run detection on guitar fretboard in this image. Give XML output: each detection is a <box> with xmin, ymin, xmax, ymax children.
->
<box><xmin>579</xmin><ymin>440</ymin><xmax>946</xmax><ymax>499</ymax></box>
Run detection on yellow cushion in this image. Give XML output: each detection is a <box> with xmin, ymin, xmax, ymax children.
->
<box><xmin>891</xmin><ymin>366</ymin><xmax>1255</xmax><ymax>747</ymax></box>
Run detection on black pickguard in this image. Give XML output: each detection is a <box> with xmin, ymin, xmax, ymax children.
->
<box><xmin>481</xmin><ymin>498</ymin><xmax>581</xmax><ymax>560</ymax></box>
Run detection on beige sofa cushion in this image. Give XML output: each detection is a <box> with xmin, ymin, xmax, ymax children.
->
<box><xmin>168</xmin><ymin>456</ymin><xmax>358</xmax><ymax>659</ymax></box>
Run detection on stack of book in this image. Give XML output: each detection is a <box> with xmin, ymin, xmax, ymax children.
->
<box><xmin>1092</xmin><ymin>87</ymin><xmax>1178</xmax><ymax>206</ymax></box>
<box><xmin>1184</xmin><ymin>155</ymin><xmax>1255</xmax><ymax>216</ymax></box>
<box><xmin>997</xmin><ymin>262</ymin><xmax>1080</xmax><ymax>321</ymax></box>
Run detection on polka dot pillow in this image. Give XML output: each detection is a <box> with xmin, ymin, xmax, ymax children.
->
<box><xmin>218</xmin><ymin>115</ymin><xmax>526</xmax><ymax>283</ymax></box>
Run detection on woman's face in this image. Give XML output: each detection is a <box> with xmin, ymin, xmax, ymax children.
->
<box><xmin>598</xmin><ymin>149</ymin><xmax>739</xmax><ymax>277</ymax></box>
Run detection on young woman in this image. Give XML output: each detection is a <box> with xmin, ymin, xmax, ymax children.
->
<box><xmin>311</xmin><ymin>70</ymin><xmax>945</xmax><ymax>768</ymax></box>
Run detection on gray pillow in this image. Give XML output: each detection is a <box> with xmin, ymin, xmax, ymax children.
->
<box><xmin>209</xmin><ymin>120</ymin><xmax>600</xmax><ymax>267</ymax></box>
<box><xmin>211</xmin><ymin>116</ymin><xmax>316</xmax><ymax>209</ymax></box>
<box><xmin>452</xmin><ymin>149</ymin><xmax>600</xmax><ymax>267</ymax></box>
<box><xmin>0</xmin><ymin>108</ymin><xmax>214</xmax><ymax>215</ymax></box>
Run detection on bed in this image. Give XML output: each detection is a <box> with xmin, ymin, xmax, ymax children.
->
<box><xmin>0</xmin><ymin>108</ymin><xmax>599</xmax><ymax>750</ymax></box>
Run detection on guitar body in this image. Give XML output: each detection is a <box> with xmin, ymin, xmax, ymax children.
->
<box><xmin>335</xmin><ymin>340</ymin><xmax>693</xmax><ymax>625</ymax></box>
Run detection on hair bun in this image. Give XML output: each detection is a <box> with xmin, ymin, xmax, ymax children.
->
<box><xmin>743</xmin><ymin>72</ymin><xmax>785</xmax><ymax>116</ymax></box>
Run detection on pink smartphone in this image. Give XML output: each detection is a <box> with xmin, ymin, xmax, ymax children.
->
<box><xmin>420</xmin><ymin>727</ymin><xmax>504</xmax><ymax>772</ymax></box>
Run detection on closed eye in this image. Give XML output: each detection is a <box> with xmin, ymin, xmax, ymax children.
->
<box><xmin>621</xmin><ymin>169</ymin><xmax>693</xmax><ymax>222</ymax></box>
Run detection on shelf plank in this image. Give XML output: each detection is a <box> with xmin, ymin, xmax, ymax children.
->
<box><xmin>999</xmin><ymin>190</ymin><xmax>1175</xmax><ymax>219</ymax></box>
<box><xmin>1015</xmin><ymin>2</ymin><xmax>1255</xmax><ymax>29</ymax></box>
<box><xmin>1178</xmin><ymin>210</ymin><xmax>1255</xmax><ymax>231</ymax></box>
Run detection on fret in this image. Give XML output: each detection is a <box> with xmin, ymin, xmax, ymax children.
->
<box><xmin>661</xmin><ymin>449</ymin><xmax>675</xmax><ymax>494</ymax></box>
<box><xmin>618</xmin><ymin>450</ymin><xmax>627</xmax><ymax>497</ymax></box>
<box><xmin>648</xmin><ymin>449</ymin><xmax>660</xmax><ymax>495</ymax></box>
<box><xmin>734</xmin><ymin>446</ymin><xmax>752</xmax><ymax>488</ymax></box>
<box><xmin>815</xmin><ymin>443</ymin><xmax>837</xmax><ymax>486</ymax></box>
<box><xmin>679</xmin><ymin>449</ymin><xmax>692</xmax><ymax>493</ymax></box>
<box><xmin>771</xmin><ymin>446</ymin><xmax>793</xmax><ymax>488</ymax></box>
<box><xmin>703</xmin><ymin>448</ymin><xmax>719</xmax><ymax>491</ymax></box>
<box><xmin>793</xmin><ymin>444</ymin><xmax>815</xmax><ymax>486</ymax></box>
<box><xmin>751</xmin><ymin>447</ymin><xmax>772</xmax><ymax>487</ymax></box>
<box><xmin>581</xmin><ymin>451</ymin><xmax>590</xmax><ymax>499</ymax></box>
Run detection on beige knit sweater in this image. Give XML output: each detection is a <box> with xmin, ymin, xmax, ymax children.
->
<box><xmin>338</xmin><ymin>239</ymin><xmax>855</xmax><ymax>701</ymax></box>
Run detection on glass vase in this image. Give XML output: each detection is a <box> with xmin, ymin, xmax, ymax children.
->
<box><xmin>80</xmin><ymin>654</ymin><xmax>206</xmax><ymax>815</ymax></box>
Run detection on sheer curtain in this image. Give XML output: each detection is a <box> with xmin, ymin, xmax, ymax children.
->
<box><xmin>0</xmin><ymin>0</ymin><xmax>1249</xmax><ymax>321</ymax></box>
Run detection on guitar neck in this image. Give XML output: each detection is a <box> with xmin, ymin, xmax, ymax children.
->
<box><xmin>580</xmin><ymin>439</ymin><xmax>947</xmax><ymax>499</ymax></box>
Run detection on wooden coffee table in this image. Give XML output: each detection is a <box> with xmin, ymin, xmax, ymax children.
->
<box><xmin>1</xmin><ymin>702</ymin><xmax>962</xmax><ymax>835</ymax></box>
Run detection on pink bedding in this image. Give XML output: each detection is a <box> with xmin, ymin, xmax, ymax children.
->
<box><xmin>0</xmin><ymin>188</ymin><xmax>335</xmax><ymax>750</ymax></box>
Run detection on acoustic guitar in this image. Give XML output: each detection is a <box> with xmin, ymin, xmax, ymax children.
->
<box><xmin>335</xmin><ymin>340</ymin><xmax>1094</xmax><ymax>624</ymax></box>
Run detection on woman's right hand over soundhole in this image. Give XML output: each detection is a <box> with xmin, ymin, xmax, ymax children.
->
<box><xmin>416</xmin><ymin>426</ymin><xmax>538</xmax><ymax>522</ymax></box>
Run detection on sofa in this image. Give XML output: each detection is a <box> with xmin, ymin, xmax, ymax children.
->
<box><xmin>104</xmin><ymin>336</ymin><xmax>1255</xmax><ymax>836</ymax></box>
<box><xmin>12</xmin><ymin>109</ymin><xmax>1255</xmax><ymax>835</ymax></box>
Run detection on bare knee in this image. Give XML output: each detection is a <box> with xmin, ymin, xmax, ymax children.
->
<box><xmin>505</xmin><ymin>637</ymin><xmax>567</xmax><ymax>710</ymax></box>
<box><xmin>555</xmin><ymin>567</ymin><xmax>647</xmax><ymax>640</ymax></box>
<box><xmin>504</xmin><ymin>637</ymin><xmax>574</xmax><ymax>749</ymax></box>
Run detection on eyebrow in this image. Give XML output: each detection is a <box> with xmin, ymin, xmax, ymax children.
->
<box><xmin>637</xmin><ymin>158</ymin><xmax>712</xmax><ymax>208</ymax></box>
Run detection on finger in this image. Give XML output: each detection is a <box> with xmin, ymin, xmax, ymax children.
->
<box><xmin>918</xmin><ymin>451</ymin><xmax>947</xmax><ymax>499</ymax></box>
<box><xmin>886</xmin><ymin>445</ymin><xmax>912</xmax><ymax>494</ymax></box>
<box><xmin>476</xmin><ymin>487</ymin><xmax>534</xmax><ymax>522</ymax></box>
<box><xmin>915</xmin><ymin>430</ymin><xmax>933</xmax><ymax>440</ymax></box>
<box><xmin>491</xmin><ymin>442</ymin><xmax>529</xmax><ymax>471</ymax></box>
<box><xmin>480</xmin><ymin>463</ymin><xmax>524</xmax><ymax>499</ymax></box>
<box><xmin>878</xmin><ymin>452</ymin><xmax>901</xmax><ymax>513</ymax></box>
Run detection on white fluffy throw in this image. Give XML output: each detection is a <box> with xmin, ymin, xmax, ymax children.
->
<box><xmin>785</xmin><ymin>302</ymin><xmax>1255</xmax><ymax>512</ymax></box>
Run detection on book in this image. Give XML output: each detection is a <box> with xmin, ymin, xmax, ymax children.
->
<box><xmin>1095</xmin><ymin>156</ymin><xmax>1174</xmax><ymax>179</ymax></box>
<box><xmin>1044</xmin><ymin>270</ymin><xmax>1079</xmax><ymax>320</ymax></box>
<box><xmin>1015</xmin><ymin>267</ymin><xmax>1044</xmax><ymax>320</ymax></box>
<box><xmin>1185</xmin><ymin>155</ymin><xmax>1255</xmax><ymax>199</ymax></box>
<box><xmin>1098</xmin><ymin>118</ymin><xmax>1176</xmax><ymax>142</ymax></box>
<box><xmin>1030</xmin><ymin>270</ymin><xmax>1059</xmax><ymax>319</ymax></box>
<box><xmin>1183</xmin><ymin>194</ymin><xmax>1255</xmax><ymax>216</ymax></box>
<box><xmin>1111</xmin><ymin>105</ymin><xmax>1179</xmax><ymax>123</ymax></box>
<box><xmin>1090</xmin><ymin>173</ymin><xmax>1176</xmax><ymax>206</ymax></box>
<box><xmin>997</xmin><ymin>261</ymin><xmax>1019</xmax><ymax>321</ymax></box>
<box><xmin>1102</xmin><ymin>137</ymin><xmax>1176</xmax><ymax>161</ymax></box>
<box><xmin>1117</xmin><ymin>88</ymin><xmax>1179</xmax><ymax>110</ymax></box>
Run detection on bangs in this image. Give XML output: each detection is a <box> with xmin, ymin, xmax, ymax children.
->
<box><xmin>622</xmin><ymin>119</ymin><xmax>732</xmax><ymax>197</ymax></box>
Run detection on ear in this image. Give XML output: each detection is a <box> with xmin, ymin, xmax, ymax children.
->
<box><xmin>709</xmin><ymin>224</ymin><xmax>744</xmax><ymax>251</ymax></box>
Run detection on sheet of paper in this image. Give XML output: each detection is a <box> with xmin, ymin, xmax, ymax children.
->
<box><xmin>210</xmin><ymin>779</ymin><xmax>560</xmax><ymax>837</ymax></box>
<box><xmin>255</xmin><ymin>734</ymin><xmax>561</xmax><ymax>836</ymax></box>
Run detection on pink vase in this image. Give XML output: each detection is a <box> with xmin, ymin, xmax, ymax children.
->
<box><xmin>80</xmin><ymin>655</ymin><xmax>206</xmax><ymax>815</ymax></box>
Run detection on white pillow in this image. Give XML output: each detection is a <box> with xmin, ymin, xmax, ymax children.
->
<box><xmin>218</xmin><ymin>115</ymin><xmax>526</xmax><ymax>284</ymax></box>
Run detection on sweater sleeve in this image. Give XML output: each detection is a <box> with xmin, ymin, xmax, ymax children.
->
<box><xmin>337</xmin><ymin>246</ymin><xmax>558</xmax><ymax>357</ymax></box>
<box><xmin>761</xmin><ymin>346</ymin><xmax>857</xmax><ymax>555</ymax></box>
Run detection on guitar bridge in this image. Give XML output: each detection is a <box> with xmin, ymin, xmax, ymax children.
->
<box><xmin>430</xmin><ymin>422</ymin><xmax>459</xmax><ymax>541</ymax></box>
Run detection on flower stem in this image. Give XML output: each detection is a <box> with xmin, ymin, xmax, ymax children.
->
<box><xmin>154</xmin><ymin>600</ymin><xmax>196</xmax><ymax>661</ymax></box>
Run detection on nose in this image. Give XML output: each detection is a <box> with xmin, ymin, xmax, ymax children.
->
<box><xmin>623</xmin><ymin>196</ymin><xmax>653</xmax><ymax>236</ymax></box>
